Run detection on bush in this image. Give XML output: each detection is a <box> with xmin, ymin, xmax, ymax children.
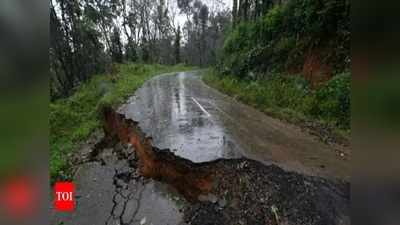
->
<box><xmin>203</xmin><ymin>70</ymin><xmax>351</xmax><ymax>132</ymax></box>
<box><xmin>262</xmin><ymin>4</ymin><xmax>286</xmax><ymax>36</ymax></box>
<box><xmin>204</xmin><ymin>70</ymin><xmax>311</xmax><ymax>115</ymax></box>
<box><xmin>311</xmin><ymin>72</ymin><xmax>351</xmax><ymax>129</ymax></box>
<box><xmin>220</xmin><ymin>0</ymin><xmax>350</xmax><ymax>78</ymax></box>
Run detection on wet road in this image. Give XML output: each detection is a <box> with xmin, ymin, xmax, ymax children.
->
<box><xmin>51</xmin><ymin>144</ymin><xmax>185</xmax><ymax>225</ymax></box>
<box><xmin>120</xmin><ymin>71</ymin><xmax>350</xmax><ymax>180</ymax></box>
<box><xmin>51</xmin><ymin>71</ymin><xmax>350</xmax><ymax>225</ymax></box>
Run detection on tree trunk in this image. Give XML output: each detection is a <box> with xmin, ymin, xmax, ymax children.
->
<box><xmin>232</xmin><ymin>0</ymin><xmax>238</xmax><ymax>27</ymax></box>
<box><xmin>238</xmin><ymin>0</ymin><xmax>243</xmax><ymax>23</ymax></box>
<box><xmin>243</xmin><ymin>0</ymin><xmax>249</xmax><ymax>21</ymax></box>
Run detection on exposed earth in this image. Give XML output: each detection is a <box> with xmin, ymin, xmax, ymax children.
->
<box><xmin>51</xmin><ymin>72</ymin><xmax>350</xmax><ymax>225</ymax></box>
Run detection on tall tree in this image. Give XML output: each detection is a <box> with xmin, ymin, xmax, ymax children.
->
<box><xmin>243</xmin><ymin>0</ymin><xmax>249</xmax><ymax>21</ymax></box>
<box><xmin>111</xmin><ymin>26</ymin><xmax>123</xmax><ymax>63</ymax></box>
<box><xmin>232</xmin><ymin>0</ymin><xmax>238</xmax><ymax>27</ymax></box>
<box><xmin>50</xmin><ymin>0</ymin><xmax>232</xmax><ymax>99</ymax></box>
<box><xmin>174</xmin><ymin>26</ymin><xmax>182</xmax><ymax>64</ymax></box>
<box><xmin>50</xmin><ymin>0</ymin><xmax>108</xmax><ymax>99</ymax></box>
<box><xmin>199</xmin><ymin>4</ymin><xmax>209</xmax><ymax>65</ymax></box>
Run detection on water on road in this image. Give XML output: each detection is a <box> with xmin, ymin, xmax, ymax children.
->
<box><xmin>119</xmin><ymin>71</ymin><xmax>350</xmax><ymax>180</ymax></box>
<box><xmin>52</xmin><ymin>71</ymin><xmax>350</xmax><ymax>225</ymax></box>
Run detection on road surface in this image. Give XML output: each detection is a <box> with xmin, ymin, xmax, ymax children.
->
<box><xmin>119</xmin><ymin>71</ymin><xmax>349</xmax><ymax>180</ymax></box>
<box><xmin>51</xmin><ymin>71</ymin><xmax>350</xmax><ymax>225</ymax></box>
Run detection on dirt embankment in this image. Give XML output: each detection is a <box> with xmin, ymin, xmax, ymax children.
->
<box><xmin>101</xmin><ymin>107</ymin><xmax>350</xmax><ymax>225</ymax></box>
<box><xmin>102</xmin><ymin>107</ymin><xmax>214</xmax><ymax>201</ymax></box>
<box><xmin>302</xmin><ymin>49</ymin><xmax>334</xmax><ymax>88</ymax></box>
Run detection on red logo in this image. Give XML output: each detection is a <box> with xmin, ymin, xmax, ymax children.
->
<box><xmin>54</xmin><ymin>182</ymin><xmax>75</xmax><ymax>212</ymax></box>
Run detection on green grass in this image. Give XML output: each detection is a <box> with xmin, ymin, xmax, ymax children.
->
<box><xmin>50</xmin><ymin>63</ymin><xmax>193</xmax><ymax>183</ymax></box>
<box><xmin>203</xmin><ymin>69</ymin><xmax>350</xmax><ymax>140</ymax></box>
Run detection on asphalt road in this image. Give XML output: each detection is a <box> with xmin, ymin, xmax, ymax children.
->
<box><xmin>51</xmin><ymin>71</ymin><xmax>350</xmax><ymax>225</ymax></box>
<box><xmin>119</xmin><ymin>71</ymin><xmax>350</xmax><ymax>181</ymax></box>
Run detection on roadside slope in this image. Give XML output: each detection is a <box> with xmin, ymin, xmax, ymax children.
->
<box><xmin>50</xmin><ymin>64</ymin><xmax>193</xmax><ymax>183</ymax></box>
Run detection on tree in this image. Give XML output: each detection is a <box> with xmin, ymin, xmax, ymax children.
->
<box><xmin>50</xmin><ymin>0</ymin><xmax>108</xmax><ymax>99</ymax></box>
<box><xmin>199</xmin><ymin>4</ymin><xmax>209</xmax><ymax>65</ymax></box>
<box><xmin>174</xmin><ymin>26</ymin><xmax>182</xmax><ymax>64</ymax></box>
<box><xmin>232</xmin><ymin>0</ymin><xmax>238</xmax><ymax>27</ymax></box>
<box><xmin>50</xmin><ymin>0</ymin><xmax>232</xmax><ymax>99</ymax></box>
<box><xmin>243</xmin><ymin>0</ymin><xmax>249</xmax><ymax>21</ymax></box>
<box><xmin>111</xmin><ymin>26</ymin><xmax>123</xmax><ymax>63</ymax></box>
<box><xmin>177</xmin><ymin>0</ymin><xmax>194</xmax><ymax>15</ymax></box>
<box><xmin>125</xmin><ymin>40</ymin><xmax>137</xmax><ymax>62</ymax></box>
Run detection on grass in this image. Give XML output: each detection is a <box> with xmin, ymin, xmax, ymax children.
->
<box><xmin>50</xmin><ymin>63</ymin><xmax>193</xmax><ymax>183</ymax></box>
<box><xmin>202</xmin><ymin>69</ymin><xmax>350</xmax><ymax>142</ymax></box>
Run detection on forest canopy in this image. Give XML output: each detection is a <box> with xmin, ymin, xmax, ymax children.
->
<box><xmin>50</xmin><ymin>0</ymin><xmax>231</xmax><ymax>99</ymax></box>
<box><xmin>50</xmin><ymin>0</ymin><xmax>350</xmax><ymax>129</ymax></box>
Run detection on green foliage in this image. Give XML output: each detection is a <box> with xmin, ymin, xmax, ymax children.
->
<box><xmin>50</xmin><ymin>63</ymin><xmax>193</xmax><ymax>184</ymax></box>
<box><xmin>312</xmin><ymin>72</ymin><xmax>351</xmax><ymax>129</ymax></box>
<box><xmin>214</xmin><ymin>0</ymin><xmax>351</xmax><ymax>134</ymax></box>
<box><xmin>203</xmin><ymin>69</ymin><xmax>350</xmax><ymax>131</ymax></box>
<box><xmin>204</xmin><ymin>70</ymin><xmax>310</xmax><ymax>113</ymax></box>
<box><xmin>221</xmin><ymin>0</ymin><xmax>350</xmax><ymax>77</ymax></box>
<box><xmin>262</xmin><ymin>4</ymin><xmax>286</xmax><ymax>35</ymax></box>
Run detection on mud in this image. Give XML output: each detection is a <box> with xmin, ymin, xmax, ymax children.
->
<box><xmin>100</xmin><ymin>107</ymin><xmax>350</xmax><ymax>225</ymax></box>
<box><xmin>302</xmin><ymin>49</ymin><xmax>333</xmax><ymax>87</ymax></box>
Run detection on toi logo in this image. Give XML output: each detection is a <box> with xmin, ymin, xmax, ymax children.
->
<box><xmin>54</xmin><ymin>182</ymin><xmax>75</xmax><ymax>212</ymax></box>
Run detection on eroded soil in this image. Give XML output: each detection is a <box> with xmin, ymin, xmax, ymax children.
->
<box><xmin>120</xmin><ymin>72</ymin><xmax>350</xmax><ymax>181</ymax></box>
<box><xmin>51</xmin><ymin>72</ymin><xmax>350</xmax><ymax>225</ymax></box>
<box><xmin>97</xmin><ymin>107</ymin><xmax>350</xmax><ymax>225</ymax></box>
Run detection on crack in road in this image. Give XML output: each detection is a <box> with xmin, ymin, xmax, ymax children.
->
<box><xmin>86</xmin><ymin>136</ymin><xmax>145</xmax><ymax>225</ymax></box>
<box><xmin>105</xmin><ymin>168</ymin><xmax>144</xmax><ymax>225</ymax></box>
<box><xmin>51</xmin><ymin>72</ymin><xmax>350</xmax><ymax>225</ymax></box>
<box><xmin>100</xmin><ymin>104</ymin><xmax>350</xmax><ymax>225</ymax></box>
